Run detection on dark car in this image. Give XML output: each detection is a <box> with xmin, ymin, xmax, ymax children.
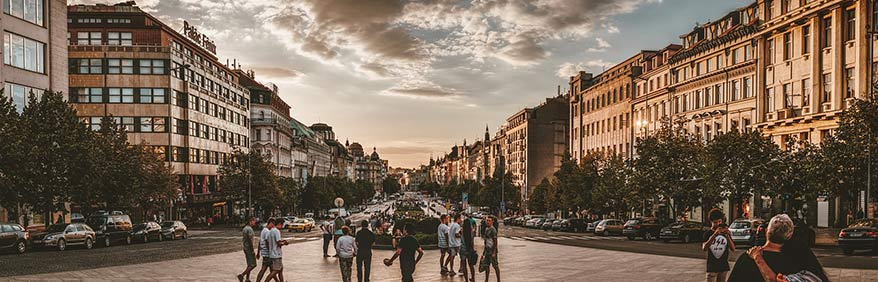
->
<box><xmin>541</xmin><ymin>219</ymin><xmax>557</xmax><ymax>231</ymax></box>
<box><xmin>838</xmin><ymin>218</ymin><xmax>878</xmax><ymax>255</ymax></box>
<box><xmin>132</xmin><ymin>222</ymin><xmax>163</xmax><ymax>243</ymax></box>
<box><xmin>86</xmin><ymin>213</ymin><xmax>133</xmax><ymax>247</ymax></box>
<box><xmin>160</xmin><ymin>221</ymin><xmax>188</xmax><ymax>240</ymax></box>
<box><xmin>561</xmin><ymin>218</ymin><xmax>588</xmax><ymax>233</ymax></box>
<box><xmin>0</xmin><ymin>223</ymin><xmax>29</xmax><ymax>254</ymax></box>
<box><xmin>754</xmin><ymin>218</ymin><xmax>815</xmax><ymax>247</ymax></box>
<box><xmin>623</xmin><ymin>217</ymin><xmax>665</xmax><ymax>241</ymax></box>
<box><xmin>31</xmin><ymin>223</ymin><xmax>96</xmax><ymax>251</ymax></box>
<box><xmin>659</xmin><ymin>221</ymin><xmax>707</xmax><ymax>243</ymax></box>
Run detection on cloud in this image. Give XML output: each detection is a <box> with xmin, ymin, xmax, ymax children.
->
<box><xmin>585</xmin><ymin>59</ymin><xmax>615</xmax><ymax>70</ymax></box>
<box><xmin>556</xmin><ymin>62</ymin><xmax>585</xmax><ymax>78</ymax></box>
<box><xmin>587</xmin><ymin>37</ymin><xmax>612</xmax><ymax>52</ymax></box>
<box><xmin>497</xmin><ymin>32</ymin><xmax>550</xmax><ymax>66</ymax></box>
<box><xmin>603</xmin><ymin>23</ymin><xmax>621</xmax><ymax>34</ymax></box>
<box><xmin>382</xmin><ymin>85</ymin><xmax>460</xmax><ymax>100</ymax></box>
<box><xmin>250</xmin><ymin>66</ymin><xmax>302</xmax><ymax>79</ymax></box>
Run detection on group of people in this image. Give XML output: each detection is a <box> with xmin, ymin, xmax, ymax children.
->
<box><xmin>238</xmin><ymin>217</ymin><xmax>289</xmax><ymax>282</ymax></box>
<box><xmin>701</xmin><ymin>208</ymin><xmax>828</xmax><ymax>282</ymax></box>
<box><xmin>436</xmin><ymin>214</ymin><xmax>499</xmax><ymax>282</ymax></box>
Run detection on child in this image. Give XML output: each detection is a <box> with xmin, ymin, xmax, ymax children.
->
<box><xmin>702</xmin><ymin>208</ymin><xmax>735</xmax><ymax>282</ymax></box>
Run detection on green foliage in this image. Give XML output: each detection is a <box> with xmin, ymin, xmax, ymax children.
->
<box><xmin>703</xmin><ymin>129</ymin><xmax>780</xmax><ymax>205</ymax></box>
<box><xmin>301</xmin><ymin>176</ymin><xmax>374</xmax><ymax>213</ymax></box>
<box><xmin>0</xmin><ymin>90</ymin><xmax>22</xmax><ymax>215</ymax></box>
<box><xmin>382</xmin><ymin>176</ymin><xmax>402</xmax><ymax>195</ymax></box>
<box><xmin>820</xmin><ymin>98</ymin><xmax>878</xmax><ymax>203</ymax></box>
<box><xmin>218</xmin><ymin>149</ymin><xmax>281</xmax><ymax>217</ymax></box>
<box><xmin>528</xmin><ymin>179</ymin><xmax>550</xmax><ymax>214</ymax></box>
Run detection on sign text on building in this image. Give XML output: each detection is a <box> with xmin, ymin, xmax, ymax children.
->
<box><xmin>183</xmin><ymin>21</ymin><xmax>217</xmax><ymax>54</ymax></box>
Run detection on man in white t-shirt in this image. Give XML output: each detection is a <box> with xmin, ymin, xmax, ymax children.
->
<box><xmin>263</xmin><ymin>218</ymin><xmax>289</xmax><ymax>282</ymax></box>
<box><xmin>254</xmin><ymin>219</ymin><xmax>277</xmax><ymax>282</ymax></box>
<box><xmin>445</xmin><ymin>214</ymin><xmax>462</xmax><ymax>276</ymax></box>
<box><xmin>321</xmin><ymin>216</ymin><xmax>334</xmax><ymax>257</ymax></box>
<box><xmin>437</xmin><ymin>214</ymin><xmax>450</xmax><ymax>275</ymax></box>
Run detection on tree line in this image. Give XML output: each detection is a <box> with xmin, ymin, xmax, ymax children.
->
<box><xmin>416</xmin><ymin>170</ymin><xmax>522</xmax><ymax>214</ymax></box>
<box><xmin>527</xmin><ymin>97</ymin><xmax>878</xmax><ymax>224</ymax></box>
<box><xmin>0</xmin><ymin>91</ymin><xmax>178</xmax><ymax>226</ymax></box>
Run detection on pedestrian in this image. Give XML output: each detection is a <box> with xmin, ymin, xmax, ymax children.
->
<box><xmin>727</xmin><ymin>214</ymin><xmax>828</xmax><ymax>282</ymax></box>
<box><xmin>437</xmin><ymin>214</ymin><xmax>450</xmax><ymax>275</ymax></box>
<box><xmin>336</xmin><ymin>226</ymin><xmax>357</xmax><ymax>282</ymax></box>
<box><xmin>460</xmin><ymin>214</ymin><xmax>476</xmax><ymax>282</ymax></box>
<box><xmin>702</xmin><ymin>208</ymin><xmax>735</xmax><ymax>282</ymax></box>
<box><xmin>334</xmin><ymin>215</ymin><xmax>346</xmax><ymax>257</ymax></box>
<box><xmin>238</xmin><ymin>217</ymin><xmax>258</xmax><ymax>282</ymax></box>
<box><xmin>480</xmin><ymin>216</ymin><xmax>499</xmax><ymax>282</ymax></box>
<box><xmin>856</xmin><ymin>208</ymin><xmax>865</xmax><ymax>220</ymax></box>
<box><xmin>263</xmin><ymin>218</ymin><xmax>289</xmax><ymax>282</ymax></box>
<box><xmin>383</xmin><ymin>224</ymin><xmax>424</xmax><ymax>282</ymax></box>
<box><xmin>846</xmin><ymin>209</ymin><xmax>854</xmax><ymax>226</ymax></box>
<box><xmin>255</xmin><ymin>219</ymin><xmax>277</xmax><ymax>282</ymax></box>
<box><xmin>207</xmin><ymin>215</ymin><xmax>213</xmax><ymax>229</ymax></box>
<box><xmin>322</xmin><ymin>216</ymin><xmax>334</xmax><ymax>257</ymax></box>
<box><xmin>355</xmin><ymin>220</ymin><xmax>375</xmax><ymax>282</ymax></box>
<box><xmin>445</xmin><ymin>214</ymin><xmax>462</xmax><ymax>276</ymax></box>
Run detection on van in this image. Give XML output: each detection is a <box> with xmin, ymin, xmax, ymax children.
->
<box><xmin>86</xmin><ymin>213</ymin><xmax>133</xmax><ymax>247</ymax></box>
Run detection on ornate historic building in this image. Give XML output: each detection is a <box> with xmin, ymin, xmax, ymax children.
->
<box><xmin>241</xmin><ymin>71</ymin><xmax>293</xmax><ymax>178</ymax></box>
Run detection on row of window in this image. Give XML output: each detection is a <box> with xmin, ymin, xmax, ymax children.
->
<box><xmin>582</xmin><ymin>85</ymin><xmax>631</xmax><ymax>114</ymax></box>
<box><xmin>175</xmin><ymin>118</ymin><xmax>249</xmax><ymax>147</ymax></box>
<box><xmin>582</xmin><ymin>113</ymin><xmax>630</xmax><ymax>138</ymax></box>
<box><xmin>71</xmin><ymin>87</ymin><xmax>167</xmax><ymax>104</ymax></box>
<box><xmin>176</xmin><ymin>92</ymin><xmax>248</xmax><ymax>128</ymax></box>
<box><xmin>4</xmin><ymin>82</ymin><xmax>41</xmax><ymax>112</ymax></box>
<box><xmin>3</xmin><ymin>0</ymin><xmax>43</xmax><ymax>26</ymax></box>
<box><xmin>675</xmin><ymin>77</ymin><xmax>754</xmax><ymax>113</ymax></box>
<box><xmin>81</xmin><ymin>115</ymin><xmax>249</xmax><ymax>147</ymax></box>
<box><xmin>72</xmin><ymin>31</ymin><xmax>133</xmax><ymax>46</ymax></box>
<box><xmin>3</xmin><ymin>32</ymin><xmax>45</xmax><ymax>73</ymax></box>
<box><xmin>82</xmin><ymin>116</ymin><xmax>167</xmax><ymax>133</ymax></box>
<box><xmin>171</xmin><ymin>61</ymin><xmax>249</xmax><ymax>107</ymax></box>
<box><xmin>171</xmin><ymin>41</ymin><xmax>235</xmax><ymax>82</ymax></box>
<box><xmin>70</xmin><ymin>58</ymin><xmax>167</xmax><ymax>75</ymax></box>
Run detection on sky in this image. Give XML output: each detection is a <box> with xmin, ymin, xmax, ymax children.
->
<box><xmin>73</xmin><ymin>0</ymin><xmax>753</xmax><ymax>168</ymax></box>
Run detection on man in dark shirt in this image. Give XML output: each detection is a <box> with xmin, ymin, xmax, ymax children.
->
<box><xmin>355</xmin><ymin>220</ymin><xmax>375</xmax><ymax>282</ymax></box>
<box><xmin>384</xmin><ymin>224</ymin><xmax>424</xmax><ymax>282</ymax></box>
<box><xmin>702</xmin><ymin>208</ymin><xmax>734</xmax><ymax>282</ymax></box>
<box><xmin>728</xmin><ymin>214</ymin><xmax>827</xmax><ymax>282</ymax></box>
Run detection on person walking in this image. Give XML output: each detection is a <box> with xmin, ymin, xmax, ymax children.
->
<box><xmin>459</xmin><ymin>214</ymin><xmax>476</xmax><ymax>282</ymax></box>
<box><xmin>355</xmin><ymin>220</ymin><xmax>375</xmax><ymax>282</ymax></box>
<box><xmin>437</xmin><ymin>214</ymin><xmax>450</xmax><ymax>275</ymax></box>
<box><xmin>334</xmin><ymin>215</ymin><xmax>346</xmax><ymax>257</ymax></box>
<box><xmin>255</xmin><ymin>219</ymin><xmax>277</xmax><ymax>282</ymax></box>
<box><xmin>480</xmin><ymin>216</ymin><xmax>499</xmax><ymax>282</ymax></box>
<box><xmin>263</xmin><ymin>218</ymin><xmax>289</xmax><ymax>282</ymax></box>
<box><xmin>384</xmin><ymin>224</ymin><xmax>424</xmax><ymax>282</ymax></box>
<box><xmin>238</xmin><ymin>217</ymin><xmax>258</xmax><ymax>282</ymax></box>
<box><xmin>322</xmin><ymin>216</ymin><xmax>334</xmax><ymax>257</ymax></box>
<box><xmin>702</xmin><ymin>208</ymin><xmax>735</xmax><ymax>282</ymax></box>
<box><xmin>336</xmin><ymin>226</ymin><xmax>357</xmax><ymax>282</ymax></box>
<box><xmin>445</xmin><ymin>214</ymin><xmax>462</xmax><ymax>276</ymax></box>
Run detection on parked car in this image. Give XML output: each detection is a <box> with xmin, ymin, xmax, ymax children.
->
<box><xmin>131</xmin><ymin>222</ymin><xmax>163</xmax><ymax>243</ymax></box>
<box><xmin>838</xmin><ymin>218</ymin><xmax>878</xmax><ymax>255</ymax></box>
<box><xmin>754</xmin><ymin>218</ymin><xmax>815</xmax><ymax>247</ymax></box>
<box><xmin>541</xmin><ymin>219</ymin><xmax>557</xmax><ymax>231</ymax></box>
<box><xmin>31</xmin><ymin>223</ymin><xmax>95</xmax><ymax>251</ymax></box>
<box><xmin>287</xmin><ymin>219</ymin><xmax>314</xmax><ymax>232</ymax></box>
<box><xmin>561</xmin><ymin>219</ymin><xmax>588</xmax><ymax>233</ymax></box>
<box><xmin>728</xmin><ymin>218</ymin><xmax>764</xmax><ymax>245</ymax></box>
<box><xmin>0</xmin><ymin>223</ymin><xmax>29</xmax><ymax>254</ymax></box>
<box><xmin>586</xmin><ymin>220</ymin><xmax>601</xmax><ymax>233</ymax></box>
<box><xmin>86</xmin><ymin>213</ymin><xmax>133</xmax><ymax>247</ymax></box>
<box><xmin>552</xmin><ymin>219</ymin><xmax>566</xmax><ymax>231</ymax></box>
<box><xmin>659</xmin><ymin>221</ymin><xmax>707</xmax><ymax>243</ymax></box>
<box><xmin>595</xmin><ymin>219</ymin><xmax>624</xmax><ymax>236</ymax></box>
<box><xmin>160</xmin><ymin>221</ymin><xmax>188</xmax><ymax>240</ymax></box>
<box><xmin>623</xmin><ymin>217</ymin><xmax>665</xmax><ymax>240</ymax></box>
<box><xmin>527</xmin><ymin>218</ymin><xmax>547</xmax><ymax>229</ymax></box>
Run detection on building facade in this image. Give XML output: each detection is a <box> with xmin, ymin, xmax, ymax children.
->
<box><xmin>241</xmin><ymin>71</ymin><xmax>293</xmax><ymax>178</ymax></box>
<box><xmin>348</xmin><ymin>142</ymin><xmax>387</xmax><ymax>192</ymax></box>
<box><xmin>0</xmin><ymin>0</ymin><xmax>68</xmax><ymax>224</ymax></box>
<box><xmin>68</xmin><ymin>2</ymin><xmax>250</xmax><ymax>220</ymax></box>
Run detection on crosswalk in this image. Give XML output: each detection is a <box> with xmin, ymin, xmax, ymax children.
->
<box><xmin>505</xmin><ymin>235</ymin><xmax>626</xmax><ymax>242</ymax></box>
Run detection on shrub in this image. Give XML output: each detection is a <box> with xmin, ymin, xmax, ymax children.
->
<box><xmin>415</xmin><ymin>218</ymin><xmax>440</xmax><ymax>235</ymax></box>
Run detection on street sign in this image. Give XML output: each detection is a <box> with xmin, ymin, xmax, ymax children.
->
<box><xmin>335</xmin><ymin>197</ymin><xmax>344</xmax><ymax>208</ymax></box>
<box><xmin>500</xmin><ymin>202</ymin><xmax>506</xmax><ymax>213</ymax></box>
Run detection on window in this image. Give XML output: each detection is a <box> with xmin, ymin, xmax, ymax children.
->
<box><xmin>189</xmin><ymin>96</ymin><xmax>199</xmax><ymax>111</ymax></box>
<box><xmin>767</xmin><ymin>39</ymin><xmax>775</xmax><ymax>64</ymax></box>
<box><xmin>781</xmin><ymin>0</ymin><xmax>789</xmax><ymax>13</ymax></box>
<box><xmin>731</xmin><ymin>48</ymin><xmax>739</xmax><ymax>64</ymax></box>
<box><xmin>110</xmin><ymin>116</ymin><xmax>135</xmax><ymax>132</ymax></box>
<box><xmin>139</xmin><ymin>117</ymin><xmax>166</xmax><ymax>133</ymax></box>
<box><xmin>802</xmin><ymin>25</ymin><xmax>810</xmax><ymax>55</ymax></box>
<box><xmin>845</xmin><ymin>67</ymin><xmax>855</xmax><ymax>98</ymax></box>
<box><xmin>766</xmin><ymin>87</ymin><xmax>776</xmax><ymax>112</ymax></box>
<box><xmin>107</xmin><ymin>18</ymin><xmax>131</xmax><ymax>24</ymax></box>
<box><xmin>3</xmin><ymin>0</ymin><xmax>43</xmax><ymax>25</ymax></box>
<box><xmin>76</xmin><ymin>18</ymin><xmax>100</xmax><ymax>23</ymax></box>
<box><xmin>107</xmin><ymin>32</ymin><xmax>132</xmax><ymax>45</ymax></box>
<box><xmin>783</xmin><ymin>83</ymin><xmax>796</xmax><ymax>108</ymax></box>
<box><xmin>845</xmin><ymin>9</ymin><xmax>855</xmax><ymax>42</ymax></box>
<box><xmin>77</xmin><ymin>31</ymin><xmax>101</xmax><ymax>45</ymax></box>
<box><xmin>173</xmin><ymin>118</ymin><xmax>187</xmax><ymax>135</ymax></box>
<box><xmin>107</xmin><ymin>59</ymin><xmax>133</xmax><ymax>74</ymax></box>
<box><xmin>822</xmin><ymin>73</ymin><xmax>832</xmax><ymax>102</ymax></box>
<box><xmin>139</xmin><ymin>88</ymin><xmax>166</xmax><ymax>104</ymax></box>
<box><xmin>174</xmin><ymin>91</ymin><xmax>187</xmax><ymax>108</ymax></box>
<box><xmin>743</xmin><ymin>77</ymin><xmax>752</xmax><ymax>98</ymax></box>
<box><xmin>108</xmin><ymin>88</ymin><xmax>134</xmax><ymax>103</ymax></box>
<box><xmin>77</xmin><ymin>58</ymin><xmax>102</xmax><ymax>74</ymax></box>
<box><xmin>716</xmin><ymin>55</ymin><xmax>723</xmax><ymax>69</ymax></box>
<box><xmin>802</xmin><ymin>78</ymin><xmax>811</xmax><ymax>106</ymax></box>
<box><xmin>84</xmin><ymin>117</ymin><xmax>102</xmax><ymax>131</ymax></box>
<box><xmin>189</xmin><ymin>122</ymin><xmax>199</xmax><ymax>137</ymax></box>
<box><xmin>139</xmin><ymin>59</ymin><xmax>165</xmax><ymax>74</ymax></box>
<box><xmin>783</xmin><ymin>32</ymin><xmax>791</xmax><ymax>60</ymax></box>
<box><xmin>201</xmin><ymin>124</ymin><xmax>209</xmax><ymax>137</ymax></box>
<box><xmin>4</xmin><ymin>82</ymin><xmax>39</xmax><ymax>112</ymax></box>
<box><xmin>765</xmin><ymin>0</ymin><xmax>773</xmax><ymax>20</ymax></box>
<box><xmin>75</xmin><ymin>88</ymin><xmax>103</xmax><ymax>103</ymax></box>
<box><xmin>822</xmin><ymin>17</ymin><xmax>832</xmax><ymax>48</ymax></box>
<box><xmin>3</xmin><ymin>32</ymin><xmax>44</xmax><ymax>73</ymax></box>
<box><xmin>732</xmin><ymin>80</ymin><xmax>741</xmax><ymax>101</ymax></box>
<box><xmin>744</xmin><ymin>44</ymin><xmax>752</xmax><ymax>61</ymax></box>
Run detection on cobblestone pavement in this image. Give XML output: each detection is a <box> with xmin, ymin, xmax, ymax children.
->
<box><xmin>7</xmin><ymin>236</ymin><xmax>878</xmax><ymax>282</ymax></box>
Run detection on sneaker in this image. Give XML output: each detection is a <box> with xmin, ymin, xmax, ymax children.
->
<box><xmin>448</xmin><ymin>271</ymin><xmax>456</xmax><ymax>276</ymax></box>
<box><xmin>440</xmin><ymin>269</ymin><xmax>447</xmax><ymax>275</ymax></box>
<box><xmin>236</xmin><ymin>274</ymin><xmax>244</xmax><ymax>282</ymax></box>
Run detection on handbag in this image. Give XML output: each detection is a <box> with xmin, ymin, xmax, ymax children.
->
<box><xmin>478</xmin><ymin>254</ymin><xmax>488</xmax><ymax>272</ymax></box>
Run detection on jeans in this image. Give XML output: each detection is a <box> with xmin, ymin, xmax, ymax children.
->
<box><xmin>339</xmin><ymin>257</ymin><xmax>353</xmax><ymax>282</ymax></box>
<box><xmin>356</xmin><ymin>253</ymin><xmax>372</xmax><ymax>282</ymax></box>
<box><xmin>400</xmin><ymin>261</ymin><xmax>415</xmax><ymax>282</ymax></box>
<box><xmin>323</xmin><ymin>234</ymin><xmax>333</xmax><ymax>255</ymax></box>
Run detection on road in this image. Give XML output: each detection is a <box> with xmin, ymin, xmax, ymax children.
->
<box><xmin>500</xmin><ymin>225</ymin><xmax>878</xmax><ymax>270</ymax></box>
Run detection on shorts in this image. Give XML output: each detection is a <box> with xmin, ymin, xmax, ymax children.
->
<box><xmin>261</xmin><ymin>256</ymin><xmax>273</xmax><ymax>267</ymax></box>
<box><xmin>447</xmin><ymin>247</ymin><xmax>460</xmax><ymax>257</ymax></box>
<box><xmin>439</xmin><ymin>247</ymin><xmax>448</xmax><ymax>255</ymax></box>
<box><xmin>270</xmin><ymin>258</ymin><xmax>284</xmax><ymax>270</ymax></box>
<box><xmin>244</xmin><ymin>250</ymin><xmax>257</xmax><ymax>267</ymax></box>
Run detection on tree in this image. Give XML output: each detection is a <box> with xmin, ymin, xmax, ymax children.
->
<box><xmin>529</xmin><ymin>178</ymin><xmax>550</xmax><ymax>214</ymax></box>
<box><xmin>127</xmin><ymin>144</ymin><xmax>178</xmax><ymax>216</ymax></box>
<box><xmin>703</xmin><ymin>129</ymin><xmax>780</xmax><ymax>218</ymax></box>
<box><xmin>820</xmin><ymin>97</ymin><xmax>878</xmax><ymax>210</ymax></box>
<box><xmin>278</xmin><ymin>177</ymin><xmax>303</xmax><ymax>214</ymax></box>
<box><xmin>218</xmin><ymin>149</ymin><xmax>281</xmax><ymax>218</ymax></box>
<box><xmin>382</xmin><ymin>176</ymin><xmax>402</xmax><ymax>195</ymax></box>
<box><xmin>0</xmin><ymin>91</ymin><xmax>22</xmax><ymax>220</ymax></box>
<box><xmin>480</xmin><ymin>172</ymin><xmax>520</xmax><ymax>214</ymax></box>
<box><xmin>552</xmin><ymin>151</ymin><xmax>593</xmax><ymax>214</ymax></box>
<box><xmin>593</xmin><ymin>153</ymin><xmax>632</xmax><ymax>217</ymax></box>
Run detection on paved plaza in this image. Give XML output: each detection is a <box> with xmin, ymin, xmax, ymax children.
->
<box><xmin>7</xmin><ymin>236</ymin><xmax>878</xmax><ymax>282</ymax></box>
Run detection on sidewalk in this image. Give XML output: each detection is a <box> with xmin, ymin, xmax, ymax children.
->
<box><xmin>815</xmin><ymin>227</ymin><xmax>840</xmax><ymax>246</ymax></box>
<box><xmin>8</xmin><ymin>237</ymin><xmax>877</xmax><ymax>281</ymax></box>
